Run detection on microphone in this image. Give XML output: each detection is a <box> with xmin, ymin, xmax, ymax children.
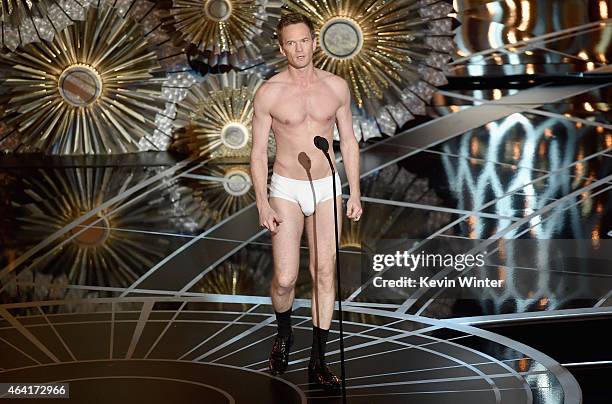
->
<box><xmin>314</xmin><ymin>135</ymin><xmax>334</xmax><ymax>173</ymax></box>
<box><xmin>313</xmin><ymin>135</ymin><xmax>329</xmax><ymax>153</ymax></box>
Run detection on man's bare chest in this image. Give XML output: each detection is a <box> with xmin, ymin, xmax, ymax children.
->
<box><xmin>270</xmin><ymin>86</ymin><xmax>341</xmax><ymax>126</ymax></box>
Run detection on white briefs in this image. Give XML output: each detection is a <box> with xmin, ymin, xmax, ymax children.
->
<box><xmin>269</xmin><ymin>172</ymin><xmax>342</xmax><ymax>216</ymax></box>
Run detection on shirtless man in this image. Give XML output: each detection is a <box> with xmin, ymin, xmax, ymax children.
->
<box><xmin>249</xmin><ymin>13</ymin><xmax>362</xmax><ymax>391</ymax></box>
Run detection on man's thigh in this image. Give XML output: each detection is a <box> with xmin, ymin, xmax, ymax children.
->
<box><xmin>304</xmin><ymin>196</ymin><xmax>343</xmax><ymax>268</ymax></box>
<box><xmin>269</xmin><ymin>197</ymin><xmax>305</xmax><ymax>278</ymax></box>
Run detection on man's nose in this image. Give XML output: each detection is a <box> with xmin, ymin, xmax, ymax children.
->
<box><xmin>296</xmin><ymin>42</ymin><xmax>303</xmax><ymax>51</ymax></box>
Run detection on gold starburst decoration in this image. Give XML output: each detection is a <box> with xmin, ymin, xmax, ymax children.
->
<box><xmin>260</xmin><ymin>0</ymin><xmax>456</xmax><ymax>139</ymax></box>
<box><xmin>163</xmin><ymin>0</ymin><xmax>281</xmax><ymax>56</ymax></box>
<box><xmin>0</xmin><ymin>0</ymin><xmax>89</xmax><ymax>50</ymax></box>
<box><xmin>0</xmin><ymin>4</ymin><xmax>169</xmax><ymax>154</ymax></box>
<box><xmin>173</xmin><ymin>71</ymin><xmax>275</xmax><ymax>161</ymax></box>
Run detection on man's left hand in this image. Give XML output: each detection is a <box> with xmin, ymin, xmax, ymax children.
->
<box><xmin>346</xmin><ymin>195</ymin><xmax>363</xmax><ymax>222</ymax></box>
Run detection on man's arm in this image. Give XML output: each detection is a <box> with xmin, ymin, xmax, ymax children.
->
<box><xmin>335</xmin><ymin>79</ymin><xmax>360</xmax><ymax>197</ymax></box>
<box><xmin>250</xmin><ymin>83</ymin><xmax>283</xmax><ymax>232</ymax></box>
<box><xmin>250</xmin><ymin>83</ymin><xmax>273</xmax><ymax>210</ymax></box>
<box><xmin>335</xmin><ymin>77</ymin><xmax>362</xmax><ymax>221</ymax></box>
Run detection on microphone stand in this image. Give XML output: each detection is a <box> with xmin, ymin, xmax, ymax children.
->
<box><xmin>320</xmin><ymin>149</ymin><xmax>347</xmax><ymax>404</ymax></box>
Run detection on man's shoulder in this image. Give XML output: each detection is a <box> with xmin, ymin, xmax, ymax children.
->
<box><xmin>263</xmin><ymin>71</ymin><xmax>294</xmax><ymax>89</ymax></box>
<box><xmin>267</xmin><ymin>70</ymin><xmax>288</xmax><ymax>83</ymax></box>
<box><xmin>317</xmin><ymin>70</ymin><xmax>348</xmax><ymax>92</ymax></box>
<box><xmin>256</xmin><ymin>73</ymin><xmax>288</xmax><ymax>97</ymax></box>
<box><xmin>316</xmin><ymin>70</ymin><xmax>349</xmax><ymax>101</ymax></box>
<box><xmin>255</xmin><ymin>77</ymin><xmax>283</xmax><ymax>105</ymax></box>
<box><xmin>317</xmin><ymin>69</ymin><xmax>342</xmax><ymax>81</ymax></box>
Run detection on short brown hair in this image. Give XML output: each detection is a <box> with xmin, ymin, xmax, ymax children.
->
<box><xmin>276</xmin><ymin>12</ymin><xmax>315</xmax><ymax>44</ymax></box>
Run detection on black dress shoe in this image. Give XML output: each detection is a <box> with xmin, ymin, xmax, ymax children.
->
<box><xmin>268</xmin><ymin>333</ymin><xmax>294</xmax><ymax>375</ymax></box>
<box><xmin>308</xmin><ymin>358</ymin><xmax>341</xmax><ymax>393</ymax></box>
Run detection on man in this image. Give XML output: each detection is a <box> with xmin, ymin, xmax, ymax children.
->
<box><xmin>249</xmin><ymin>12</ymin><xmax>362</xmax><ymax>392</ymax></box>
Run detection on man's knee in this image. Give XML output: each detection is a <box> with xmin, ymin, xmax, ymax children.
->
<box><xmin>273</xmin><ymin>274</ymin><xmax>297</xmax><ymax>294</ymax></box>
<box><xmin>312</xmin><ymin>263</ymin><xmax>335</xmax><ymax>291</ymax></box>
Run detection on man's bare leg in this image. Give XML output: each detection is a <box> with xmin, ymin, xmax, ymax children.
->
<box><xmin>305</xmin><ymin>195</ymin><xmax>343</xmax><ymax>328</ymax></box>
<box><xmin>268</xmin><ymin>196</ymin><xmax>304</xmax><ymax>375</ymax></box>
<box><xmin>270</xmin><ymin>197</ymin><xmax>304</xmax><ymax>312</ymax></box>
<box><xmin>304</xmin><ymin>194</ymin><xmax>343</xmax><ymax>391</ymax></box>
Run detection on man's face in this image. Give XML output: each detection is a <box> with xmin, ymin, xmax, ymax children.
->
<box><xmin>279</xmin><ymin>23</ymin><xmax>316</xmax><ymax>68</ymax></box>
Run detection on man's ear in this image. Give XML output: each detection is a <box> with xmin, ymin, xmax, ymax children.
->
<box><xmin>278</xmin><ymin>43</ymin><xmax>285</xmax><ymax>56</ymax></box>
<box><xmin>312</xmin><ymin>36</ymin><xmax>317</xmax><ymax>51</ymax></box>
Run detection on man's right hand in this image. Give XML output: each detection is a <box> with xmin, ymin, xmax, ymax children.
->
<box><xmin>259</xmin><ymin>205</ymin><xmax>283</xmax><ymax>233</ymax></box>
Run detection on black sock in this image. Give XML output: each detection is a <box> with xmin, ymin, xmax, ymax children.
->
<box><xmin>275</xmin><ymin>308</ymin><xmax>292</xmax><ymax>338</ymax></box>
<box><xmin>311</xmin><ymin>325</ymin><xmax>329</xmax><ymax>362</ymax></box>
